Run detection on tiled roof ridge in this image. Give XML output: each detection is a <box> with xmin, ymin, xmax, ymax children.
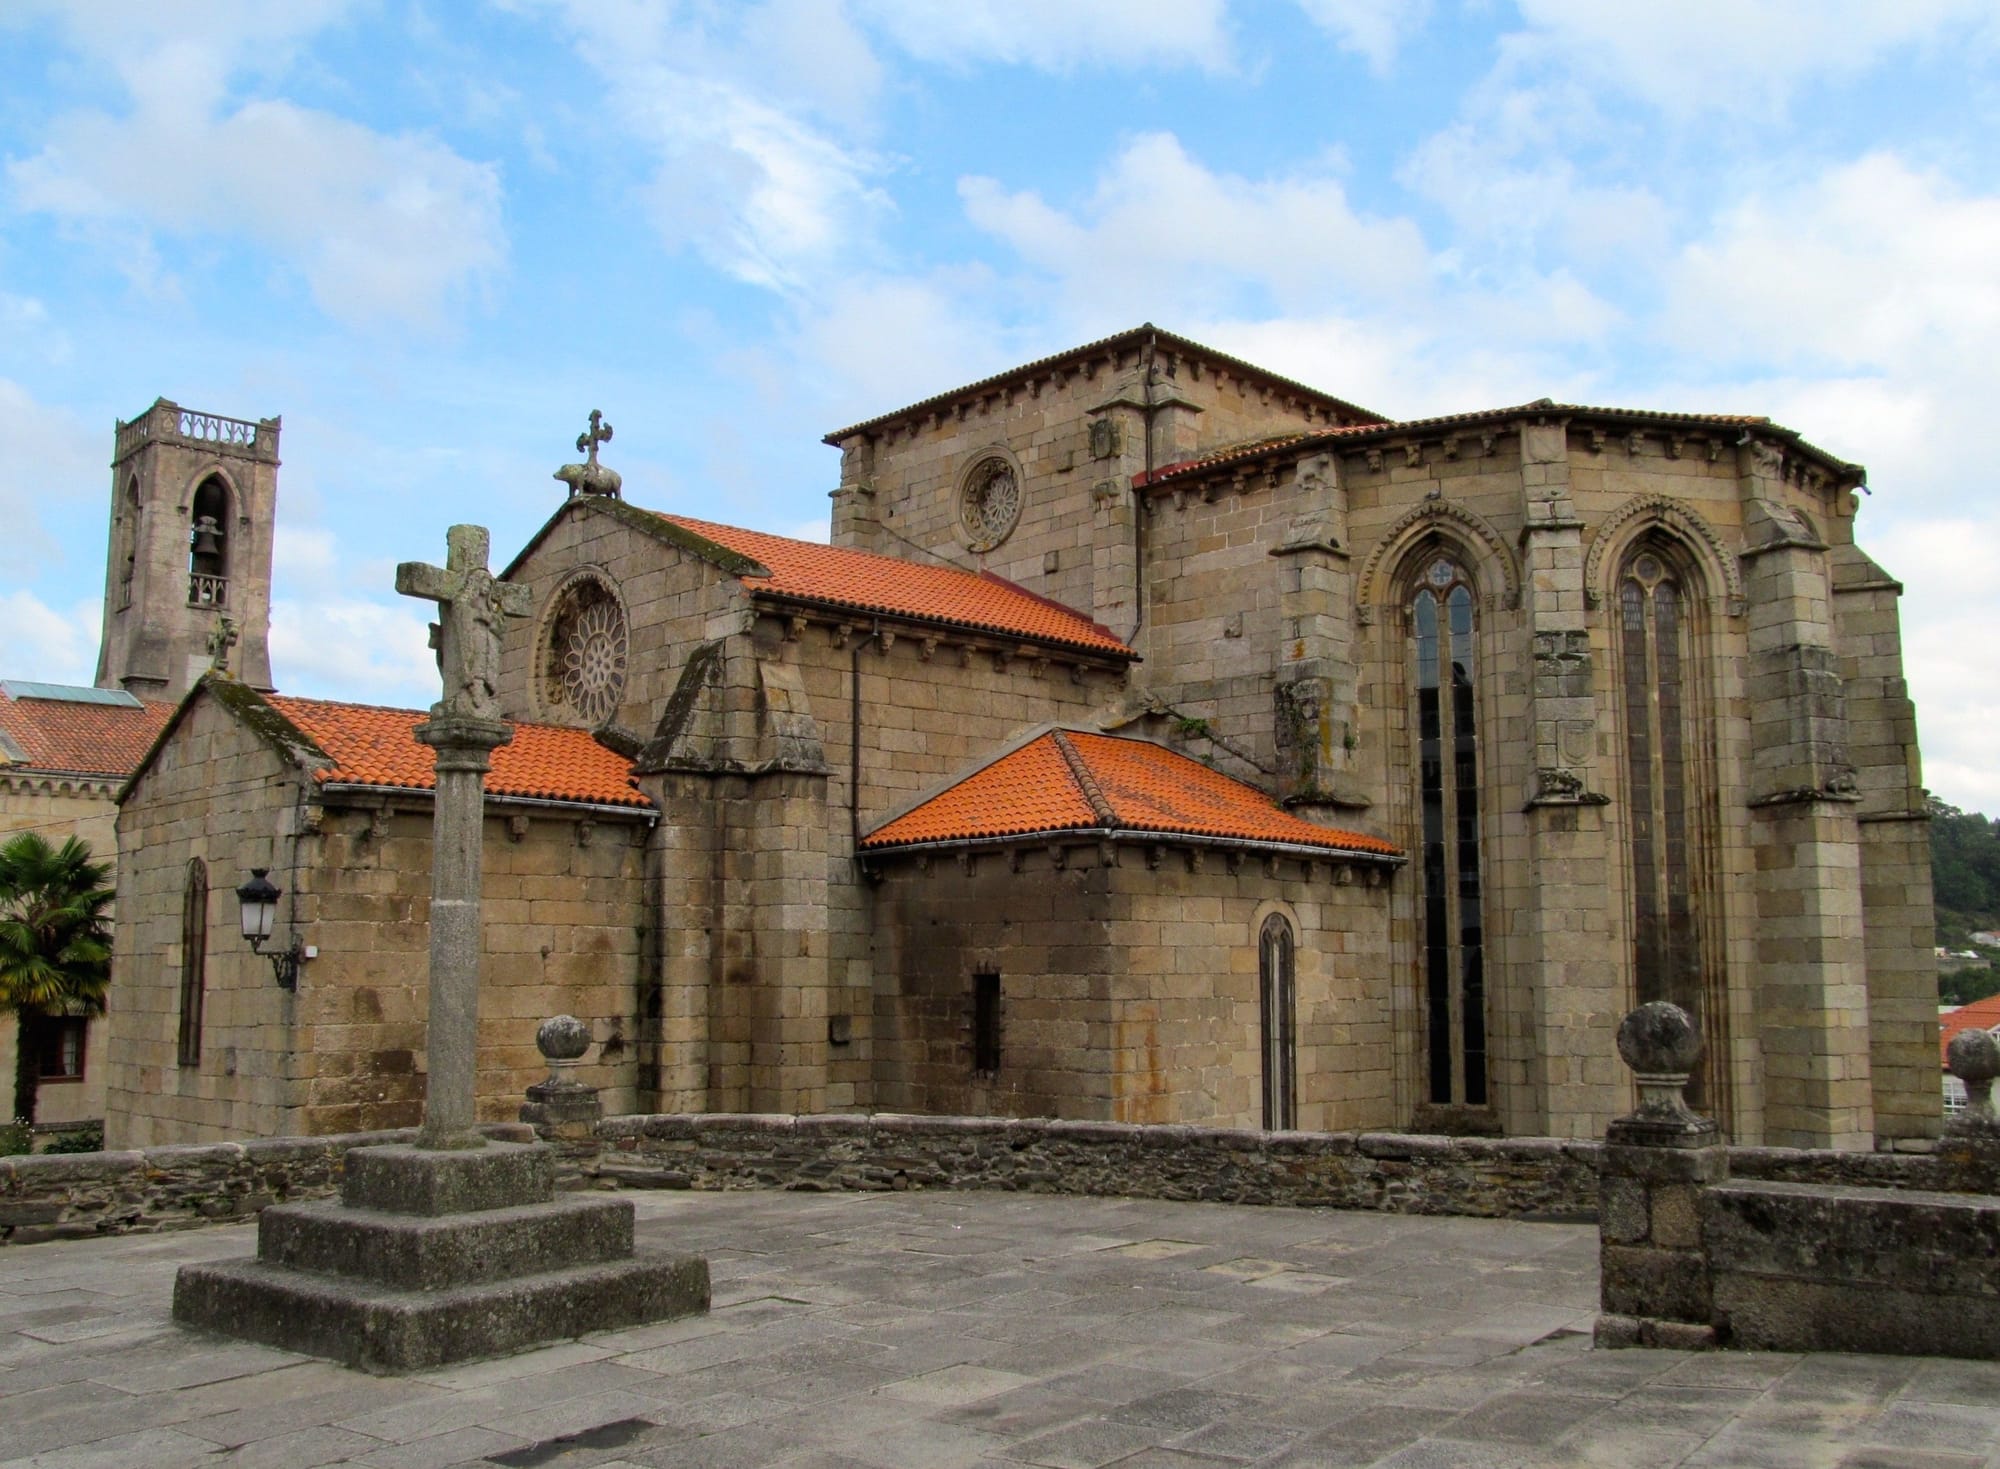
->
<box><xmin>863</xmin><ymin>729</ymin><xmax>1399</xmax><ymax>858</ymax></box>
<box><xmin>1051</xmin><ymin>729</ymin><xmax>1116</xmax><ymax>826</ymax></box>
<box><xmin>1136</xmin><ymin>401</ymin><xmax>1861</xmax><ymax>488</ymax></box>
<box><xmin>654</xmin><ymin>512</ymin><xmax>1134</xmax><ymax>659</ymax></box>
<box><xmin>823</xmin><ymin>324</ymin><xmax>1387</xmax><ymax>444</ymax></box>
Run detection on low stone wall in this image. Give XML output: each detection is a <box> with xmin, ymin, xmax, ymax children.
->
<box><xmin>1706</xmin><ymin>1179</ymin><xmax>2000</xmax><ymax>1356</ymax></box>
<box><xmin>590</xmin><ymin>1113</ymin><xmax>1604</xmax><ymax>1219</ymax></box>
<box><xmin>0</xmin><ymin>1125</ymin><xmax>535</xmax><ymax>1245</ymax></box>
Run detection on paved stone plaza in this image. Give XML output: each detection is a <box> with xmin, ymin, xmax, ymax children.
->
<box><xmin>3</xmin><ymin>1190</ymin><xmax>1996</xmax><ymax>1468</ymax></box>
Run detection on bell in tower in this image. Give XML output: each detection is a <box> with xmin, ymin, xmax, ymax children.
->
<box><xmin>95</xmin><ymin>400</ymin><xmax>281</xmax><ymax>702</ymax></box>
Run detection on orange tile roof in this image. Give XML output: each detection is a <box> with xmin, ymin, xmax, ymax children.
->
<box><xmin>652</xmin><ymin>513</ymin><xmax>1133</xmax><ymax>659</ymax></box>
<box><xmin>863</xmin><ymin>729</ymin><xmax>1397</xmax><ymax>858</ymax></box>
<box><xmin>1940</xmin><ymin>994</ymin><xmax>2000</xmax><ymax>1067</ymax></box>
<box><xmin>0</xmin><ymin>692</ymin><xmax>174</xmax><ymax>778</ymax></box>
<box><xmin>266</xmin><ymin>696</ymin><xmax>651</xmax><ymax>809</ymax></box>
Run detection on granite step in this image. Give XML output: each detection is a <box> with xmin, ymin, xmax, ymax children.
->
<box><xmin>173</xmin><ymin>1249</ymin><xmax>710</xmax><ymax>1373</ymax></box>
<box><xmin>341</xmin><ymin>1141</ymin><xmax>554</xmax><ymax>1215</ymax></box>
<box><xmin>257</xmin><ymin>1193</ymin><xmax>635</xmax><ymax>1291</ymax></box>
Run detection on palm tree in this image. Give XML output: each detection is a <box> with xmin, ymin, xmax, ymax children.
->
<box><xmin>0</xmin><ymin>833</ymin><xmax>113</xmax><ymax>1127</ymax></box>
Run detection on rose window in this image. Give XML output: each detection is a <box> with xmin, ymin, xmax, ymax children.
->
<box><xmin>543</xmin><ymin>579</ymin><xmax>628</xmax><ymax>726</ymax></box>
<box><xmin>960</xmin><ymin>458</ymin><xmax>1021</xmax><ymax>551</ymax></box>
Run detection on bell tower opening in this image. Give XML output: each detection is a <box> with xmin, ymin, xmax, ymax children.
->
<box><xmin>95</xmin><ymin>400</ymin><xmax>281</xmax><ymax>702</ymax></box>
<box><xmin>188</xmin><ymin>477</ymin><xmax>230</xmax><ymax>609</ymax></box>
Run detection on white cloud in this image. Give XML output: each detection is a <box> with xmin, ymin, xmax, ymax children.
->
<box><xmin>859</xmin><ymin>0</ymin><xmax>1232</xmax><ymax>72</ymax></box>
<box><xmin>0</xmin><ymin>592</ymin><xmax>100</xmax><ymax>686</ymax></box>
<box><xmin>961</xmin><ymin>133</ymin><xmax>1435</xmax><ymax>321</ymax></box>
<box><xmin>268</xmin><ymin>594</ymin><xmax>437</xmax><ymax>706</ymax></box>
<box><xmin>1293</xmin><ymin>0</ymin><xmax>1430</xmax><ymax>73</ymax></box>
<box><xmin>10</xmin><ymin>50</ymin><xmax>506</xmax><ymax>329</ymax></box>
<box><xmin>0</xmin><ymin>381</ymin><xmax>103</xmax><ymax>580</ymax></box>
<box><xmin>1503</xmin><ymin>0</ymin><xmax>1999</xmax><ymax>118</ymax></box>
<box><xmin>542</xmin><ymin>1</ymin><xmax>890</xmax><ymax>293</ymax></box>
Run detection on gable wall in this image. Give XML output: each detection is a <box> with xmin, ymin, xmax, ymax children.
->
<box><xmin>498</xmin><ymin>503</ymin><xmax>746</xmax><ymax>734</ymax></box>
<box><xmin>835</xmin><ymin>345</ymin><xmax>1329</xmax><ymax>626</ymax></box>
<box><xmin>105</xmin><ymin>696</ymin><xmax>305</xmax><ymax>1145</ymax></box>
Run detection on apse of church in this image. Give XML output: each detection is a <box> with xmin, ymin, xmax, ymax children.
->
<box><xmin>99</xmin><ymin>326</ymin><xmax>1940</xmax><ymax>1151</ymax></box>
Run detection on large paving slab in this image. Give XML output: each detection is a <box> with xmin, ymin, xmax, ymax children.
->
<box><xmin>2</xmin><ymin>1190</ymin><xmax>1997</xmax><ymax>1467</ymax></box>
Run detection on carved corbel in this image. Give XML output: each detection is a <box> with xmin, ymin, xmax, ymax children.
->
<box><xmin>1443</xmin><ymin>436</ymin><xmax>1461</xmax><ymax>461</ymax></box>
<box><xmin>1588</xmin><ymin>429</ymin><xmax>1606</xmax><ymax>455</ymax></box>
<box><xmin>919</xmin><ymin>637</ymin><xmax>937</xmax><ymax>663</ymax></box>
<box><xmin>832</xmin><ymin>622</ymin><xmax>855</xmax><ymax>649</ymax></box>
<box><xmin>1336</xmin><ymin>863</ymin><xmax>1355</xmax><ymax>886</ymax></box>
<box><xmin>1263</xmin><ymin>854</ymin><xmax>1281</xmax><ymax>878</ymax></box>
<box><xmin>1666</xmin><ymin>435</ymin><xmax>1685</xmax><ymax>460</ymax></box>
<box><xmin>1189</xmin><ymin>848</ymin><xmax>1206</xmax><ymax>875</ymax></box>
<box><xmin>1404</xmin><ymin>442</ymin><xmax>1423</xmax><ymax>468</ymax></box>
<box><xmin>576</xmin><ymin>819</ymin><xmax>594</xmax><ymax>849</ymax></box>
<box><xmin>1365</xmin><ymin>449</ymin><xmax>1383</xmax><ymax>473</ymax></box>
<box><xmin>875</xmin><ymin>628</ymin><xmax>895</xmax><ymax>655</ymax></box>
<box><xmin>1626</xmin><ymin>432</ymin><xmax>1644</xmax><ymax>458</ymax></box>
<box><xmin>507</xmin><ymin>814</ymin><xmax>530</xmax><ymax>844</ymax></box>
<box><xmin>784</xmin><ymin>615</ymin><xmax>807</xmax><ymax>643</ymax></box>
<box><xmin>1480</xmin><ymin>431</ymin><xmax>1497</xmax><ymax>457</ymax></box>
<box><xmin>1049</xmin><ymin>844</ymin><xmax>1067</xmax><ymax>870</ymax></box>
<box><xmin>1147</xmin><ymin>844</ymin><xmax>1166</xmax><ymax>870</ymax></box>
<box><xmin>956</xmin><ymin>850</ymin><xmax>973</xmax><ymax>876</ymax></box>
<box><xmin>1225</xmin><ymin>850</ymin><xmax>1244</xmax><ymax>875</ymax></box>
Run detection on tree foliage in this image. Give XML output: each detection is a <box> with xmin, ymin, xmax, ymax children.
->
<box><xmin>1931</xmin><ymin>797</ymin><xmax>2000</xmax><ymax>945</ymax></box>
<box><xmin>0</xmin><ymin>832</ymin><xmax>114</xmax><ymax>1125</ymax></box>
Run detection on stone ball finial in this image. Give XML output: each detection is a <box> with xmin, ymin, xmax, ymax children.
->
<box><xmin>536</xmin><ymin>1014</ymin><xmax>591</xmax><ymax>1063</ymax></box>
<box><xmin>1616</xmin><ymin>1001</ymin><xmax>1702</xmax><ymax>1077</ymax></box>
<box><xmin>1948</xmin><ymin>1028</ymin><xmax>2000</xmax><ymax>1086</ymax></box>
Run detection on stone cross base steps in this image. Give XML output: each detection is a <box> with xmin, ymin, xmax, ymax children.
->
<box><xmin>171</xmin><ymin>1140</ymin><xmax>708</xmax><ymax>1373</ymax></box>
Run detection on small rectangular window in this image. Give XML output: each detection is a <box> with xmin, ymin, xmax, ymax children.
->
<box><xmin>33</xmin><ymin>1017</ymin><xmax>87</xmax><ymax>1082</ymax></box>
<box><xmin>972</xmin><ymin>972</ymin><xmax>1001</xmax><ymax>1075</ymax></box>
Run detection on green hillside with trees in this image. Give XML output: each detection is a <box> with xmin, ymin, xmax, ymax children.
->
<box><xmin>1933</xmin><ymin>797</ymin><xmax>2000</xmax><ymax>1005</ymax></box>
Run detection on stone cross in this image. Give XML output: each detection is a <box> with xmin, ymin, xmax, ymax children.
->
<box><xmin>393</xmin><ymin>525</ymin><xmax>532</xmax><ymax>1149</ymax></box>
<box><xmin>205</xmin><ymin>617</ymin><xmax>239</xmax><ymax>672</ymax></box>
<box><xmin>395</xmin><ymin>526</ymin><xmax>532</xmax><ymax>722</ymax></box>
<box><xmin>577</xmin><ymin>409</ymin><xmax>613</xmax><ymax>468</ymax></box>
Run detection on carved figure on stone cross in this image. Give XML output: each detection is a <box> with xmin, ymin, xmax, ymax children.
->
<box><xmin>395</xmin><ymin>525</ymin><xmax>533</xmax><ymax>721</ymax></box>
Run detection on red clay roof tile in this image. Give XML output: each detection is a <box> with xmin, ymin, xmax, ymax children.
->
<box><xmin>863</xmin><ymin>730</ymin><xmax>1397</xmax><ymax>858</ymax></box>
<box><xmin>266</xmin><ymin>696</ymin><xmax>651</xmax><ymax>809</ymax></box>
<box><xmin>653</xmin><ymin>513</ymin><xmax>1133</xmax><ymax>658</ymax></box>
<box><xmin>0</xmin><ymin>693</ymin><xmax>174</xmax><ymax>778</ymax></box>
<box><xmin>1940</xmin><ymin>994</ymin><xmax>2000</xmax><ymax>1068</ymax></box>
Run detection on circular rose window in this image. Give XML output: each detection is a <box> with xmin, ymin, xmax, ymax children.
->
<box><xmin>959</xmin><ymin>456</ymin><xmax>1021</xmax><ymax>551</ymax></box>
<box><xmin>542</xmin><ymin>576</ymin><xmax>628</xmax><ymax>726</ymax></box>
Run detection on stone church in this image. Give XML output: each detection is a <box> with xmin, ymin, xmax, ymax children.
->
<box><xmin>51</xmin><ymin>327</ymin><xmax>1938</xmax><ymax>1152</ymax></box>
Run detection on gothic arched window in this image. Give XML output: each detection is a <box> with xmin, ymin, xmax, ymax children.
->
<box><xmin>178</xmin><ymin>858</ymin><xmax>207</xmax><ymax>1068</ymax></box>
<box><xmin>1258</xmin><ymin>914</ymin><xmax>1297</xmax><ymax>1130</ymax></box>
<box><xmin>1617</xmin><ymin>545</ymin><xmax>1717</xmax><ymax>1108</ymax></box>
<box><xmin>1412</xmin><ymin>556</ymin><xmax>1486</xmax><ymax>1107</ymax></box>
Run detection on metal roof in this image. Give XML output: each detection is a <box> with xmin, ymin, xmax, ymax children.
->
<box><xmin>0</xmin><ymin>681</ymin><xmax>145</xmax><ymax>708</ymax></box>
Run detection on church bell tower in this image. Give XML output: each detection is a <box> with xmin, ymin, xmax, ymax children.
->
<box><xmin>95</xmin><ymin>399</ymin><xmax>280</xmax><ymax>702</ymax></box>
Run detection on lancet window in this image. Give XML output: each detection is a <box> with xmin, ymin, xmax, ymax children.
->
<box><xmin>1411</xmin><ymin>556</ymin><xmax>1487</xmax><ymax>1107</ymax></box>
<box><xmin>1617</xmin><ymin>545</ymin><xmax>1716</xmax><ymax>1107</ymax></box>
<box><xmin>1258</xmin><ymin>914</ymin><xmax>1297</xmax><ymax>1130</ymax></box>
<box><xmin>178</xmin><ymin>858</ymin><xmax>207</xmax><ymax>1068</ymax></box>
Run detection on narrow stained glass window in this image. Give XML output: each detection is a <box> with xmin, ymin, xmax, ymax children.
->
<box><xmin>1412</xmin><ymin>561</ymin><xmax>1486</xmax><ymax>1108</ymax></box>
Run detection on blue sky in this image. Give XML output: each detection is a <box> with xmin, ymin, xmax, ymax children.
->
<box><xmin>4</xmin><ymin>0</ymin><xmax>1998</xmax><ymax>808</ymax></box>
